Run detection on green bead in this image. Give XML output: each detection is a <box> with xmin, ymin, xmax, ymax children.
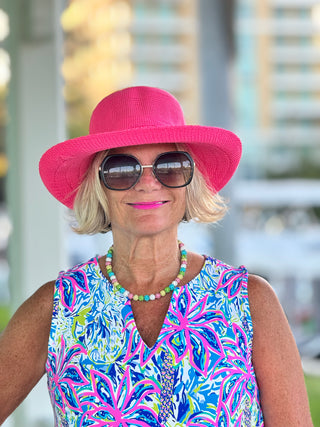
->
<box><xmin>165</xmin><ymin>287</ymin><xmax>171</xmax><ymax>293</ymax></box>
<box><xmin>138</xmin><ymin>295</ymin><xmax>144</xmax><ymax>301</ymax></box>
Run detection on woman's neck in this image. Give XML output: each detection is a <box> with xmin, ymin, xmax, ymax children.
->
<box><xmin>109</xmin><ymin>232</ymin><xmax>182</xmax><ymax>295</ymax></box>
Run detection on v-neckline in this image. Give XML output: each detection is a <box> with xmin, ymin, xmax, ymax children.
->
<box><xmin>95</xmin><ymin>254</ymin><xmax>208</xmax><ymax>350</ymax></box>
<box><xmin>129</xmin><ymin>286</ymin><xmax>178</xmax><ymax>350</ymax></box>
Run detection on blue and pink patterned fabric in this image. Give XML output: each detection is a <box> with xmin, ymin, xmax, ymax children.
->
<box><xmin>46</xmin><ymin>256</ymin><xmax>264</xmax><ymax>426</ymax></box>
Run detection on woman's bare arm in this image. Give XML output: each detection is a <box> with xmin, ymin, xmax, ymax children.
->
<box><xmin>0</xmin><ymin>281</ymin><xmax>55</xmax><ymax>424</ymax></box>
<box><xmin>248</xmin><ymin>274</ymin><xmax>313</xmax><ymax>427</ymax></box>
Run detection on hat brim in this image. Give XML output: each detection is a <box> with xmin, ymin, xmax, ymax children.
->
<box><xmin>39</xmin><ymin>125</ymin><xmax>241</xmax><ymax>209</ymax></box>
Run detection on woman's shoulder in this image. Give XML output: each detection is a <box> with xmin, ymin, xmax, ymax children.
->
<box><xmin>6</xmin><ymin>280</ymin><xmax>56</xmax><ymax>323</ymax></box>
<box><xmin>34</xmin><ymin>280</ymin><xmax>56</xmax><ymax>305</ymax></box>
<box><xmin>247</xmin><ymin>273</ymin><xmax>280</xmax><ymax>313</ymax></box>
<box><xmin>246</xmin><ymin>273</ymin><xmax>291</xmax><ymax>344</ymax></box>
<box><xmin>21</xmin><ymin>280</ymin><xmax>56</xmax><ymax>325</ymax></box>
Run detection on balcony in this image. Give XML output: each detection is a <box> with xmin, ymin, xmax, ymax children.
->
<box><xmin>271</xmin><ymin>99</ymin><xmax>320</xmax><ymax>119</ymax></box>
<box><xmin>270</xmin><ymin>46</ymin><xmax>320</xmax><ymax>64</ymax></box>
<box><xmin>237</xmin><ymin>18</ymin><xmax>320</xmax><ymax>35</ymax></box>
<box><xmin>270</xmin><ymin>73</ymin><xmax>320</xmax><ymax>91</ymax></box>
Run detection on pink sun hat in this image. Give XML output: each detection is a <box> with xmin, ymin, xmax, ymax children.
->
<box><xmin>39</xmin><ymin>86</ymin><xmax>242</xmax><ymax>209</ymax></box>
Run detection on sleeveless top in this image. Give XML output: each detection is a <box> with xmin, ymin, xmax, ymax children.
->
<box><xmin>46</xmin><ymin>256</ymin><xmax>264</xmax><ymax>427</ymax></box>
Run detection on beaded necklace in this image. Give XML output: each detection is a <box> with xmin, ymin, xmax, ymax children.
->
<box><xmin>105</xmin><ymin>241</ymin><xmax>187</xmax><ymax>302</ymax></box>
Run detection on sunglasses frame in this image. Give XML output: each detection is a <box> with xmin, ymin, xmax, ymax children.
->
<box><xmin>99</xmin><ymin>150</ymin><xmax>194</xmax><ymax>191</ymax></box>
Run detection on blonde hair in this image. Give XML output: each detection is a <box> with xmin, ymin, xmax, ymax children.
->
<box><xmin>72</xmin><ymin>149</ymin><xmax>228</xmax><ymax>234</ymax></box>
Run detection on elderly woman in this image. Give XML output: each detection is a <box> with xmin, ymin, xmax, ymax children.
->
<box><xmin>0</xmin><ymin>86</ymin><xmax>312</xmax><ymax>426</ymax></box>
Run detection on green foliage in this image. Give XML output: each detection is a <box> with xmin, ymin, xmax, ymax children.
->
<box><xmin>0</xmin><ymin>305</ymin><xmax>10</xmax><ymax>332</ymax></box>
<box><xmin>305</xmin><ymin>375</ymin><xmax>320</xmax><ymax>426</ymax></box>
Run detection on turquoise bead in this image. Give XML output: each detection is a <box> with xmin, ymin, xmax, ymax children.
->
<box><xmin>144</xmin><ymin>295</ymin><xmax>150</xmax><ymax>301</ymax></box>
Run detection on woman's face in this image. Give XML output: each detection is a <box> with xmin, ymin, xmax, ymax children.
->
<box><xmin>102</xmin><ymin>143</ymin><xmax>188</xmax><ymax>239</ymax></box>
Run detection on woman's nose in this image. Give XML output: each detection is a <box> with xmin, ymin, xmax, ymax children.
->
<box><xmin>134</xmin><ymin>166</ymin><xmax>162</xmax><ymax>190</ymax></box>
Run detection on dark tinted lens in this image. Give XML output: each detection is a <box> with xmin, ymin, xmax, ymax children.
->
<box><xmin>154</xmin><ymin>152</ymin><xmax>193</xmax><ymax>188</ymax></box>
<box><xmin>101</xmin><ymin>155</ymin><xmax>141</xmax><ymax>190</ymax></box>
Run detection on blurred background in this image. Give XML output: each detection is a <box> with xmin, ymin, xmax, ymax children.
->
<box><xmin>0</xmin><ymin>0</ymin><xmax>320</xmax><ymax>425</ymax></box>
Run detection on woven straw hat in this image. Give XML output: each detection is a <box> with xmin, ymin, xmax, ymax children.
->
<box><xmin>39</xmin><ymin>86</ymin><xmax>242</xmax><ymax>208</ymax></box>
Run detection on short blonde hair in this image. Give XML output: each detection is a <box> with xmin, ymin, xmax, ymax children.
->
<box><xmin>72</xmin><ymin>149</ymin><xmax>228</xmax><ymax>234</ymax></box>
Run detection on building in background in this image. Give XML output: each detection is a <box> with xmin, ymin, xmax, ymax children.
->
<box><xmin>235</xmin><ymin>0</ymin><xmax>320</xmax><ymax>352</ymax></box>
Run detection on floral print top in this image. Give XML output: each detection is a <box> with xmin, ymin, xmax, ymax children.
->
<box><xmin>46</xmin><ymin>255</ymin><xmax>264</xmax><ymax>426</ymax></box>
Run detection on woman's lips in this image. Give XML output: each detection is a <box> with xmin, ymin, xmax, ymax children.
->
<box><xmin>128</xmin><ymin>201</ymin><xmax>168</xmax><ymax>210</ymax></box>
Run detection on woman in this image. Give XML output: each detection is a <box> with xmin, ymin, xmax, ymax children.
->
<box><xmin>0</xmin><ymin>86</ymin><xmax>312</xmax><ymax>426</ymax></box>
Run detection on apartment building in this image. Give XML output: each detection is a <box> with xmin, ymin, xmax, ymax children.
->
<box><xmin>235</xmin><ymin>0</ymin><xmax>320</xmax><ymax>347</ymax></box>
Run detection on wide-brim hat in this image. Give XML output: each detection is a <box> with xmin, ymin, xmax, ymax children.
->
<box><xmin>39</xmin><ymin>86</ymin><xmax>242</xmax><ymax>209</ymax></box>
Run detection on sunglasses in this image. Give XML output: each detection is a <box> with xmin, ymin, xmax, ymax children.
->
<box><xmin>99</xmin><ymin>151</ymin><xmax>194</xmax><ymax>191</ymax></box>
